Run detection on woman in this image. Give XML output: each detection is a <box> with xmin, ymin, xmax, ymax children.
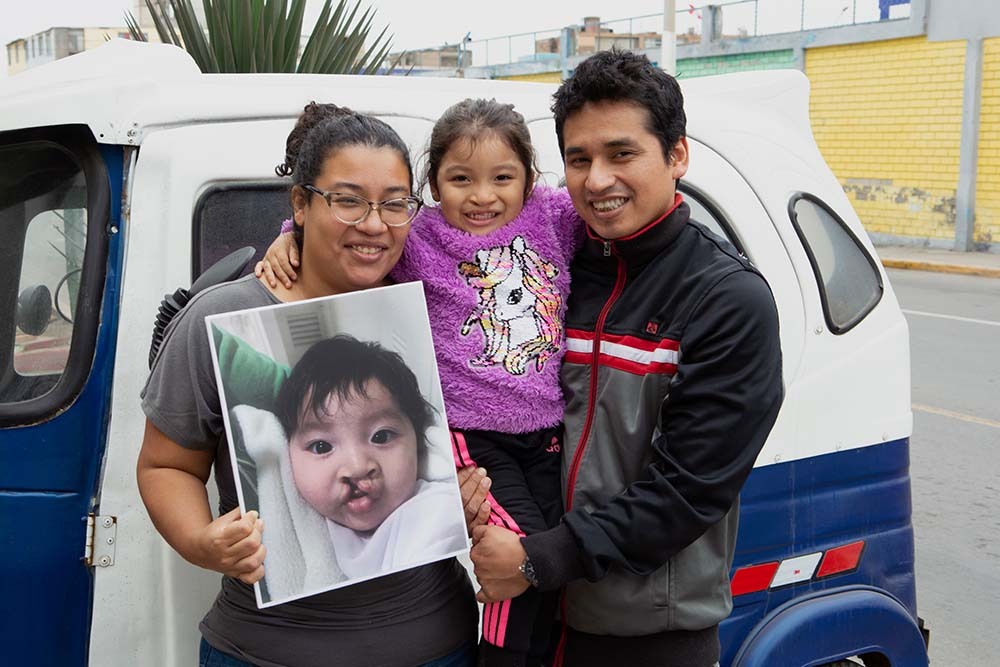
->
<box><xmin>137</xmin><ymin>109</ymin><xmax>488</xmax><ymax>667</ymax></box>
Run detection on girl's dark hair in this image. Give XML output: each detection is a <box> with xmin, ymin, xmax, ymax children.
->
<box><xmin>274</xmin><ymin>102</ymin><xmax>354</xmax><ymax>177</ymax></box>
<box><xmin>275</xmin><ymin>335</ymin><xmax>435</xmax><ymax>459</ymax></box>
<box><xmin>425</xmin><ymin>98</ymin><xmax>538</xmax><ymax>201</ymax></box>
<box><xmin>552</xmin><ymin>49</ymin><xmax>686</xmax><ymax>164</ymax></box>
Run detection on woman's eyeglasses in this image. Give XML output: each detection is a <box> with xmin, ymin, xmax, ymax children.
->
<box><xmin>303</xmin><ymin>185</ymin><xmax>422</xmax><ymax>227</ymax></box>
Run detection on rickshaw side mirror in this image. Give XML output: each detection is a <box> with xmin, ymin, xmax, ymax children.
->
<box><xmin>16</xmin><ymin>284</ymin><xmax>53</xmax><ymax>337</ymax></box>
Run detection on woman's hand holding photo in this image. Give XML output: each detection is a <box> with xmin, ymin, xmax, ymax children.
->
<box><xmin>193</xmin><ymin>507</ymin><xmax>267</xmax><ymax>585</ymax></box>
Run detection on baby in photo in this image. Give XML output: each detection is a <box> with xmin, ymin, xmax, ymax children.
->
<box><xmin>273</xmin><ymin>335</ymin><xmax>466</xmax><ymax>580</ymax></box>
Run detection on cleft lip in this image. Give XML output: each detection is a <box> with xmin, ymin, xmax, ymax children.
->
<box><xmin>341</xmin><ymin>477</ymin><xmax>379</xmax><ymax>504</ymax></box>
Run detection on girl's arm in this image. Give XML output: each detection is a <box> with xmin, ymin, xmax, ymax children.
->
<box><xmin>255</xmin><ymin>219</ymin><xmax>299</xmax><ymax>289</ymax></box>
<box><xmin>137</xmin><ymin>419</ymin><xmax>266</xmax><ymax>584</ymax></box>
<box><xmin>456</xmin><ymin>465</ymin><xmax>493</xmax><ymax>535</ymax></box>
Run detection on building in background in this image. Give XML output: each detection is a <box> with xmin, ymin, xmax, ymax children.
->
<box><xmin>7</xmin><ymin>27</ymin><xmax>126</xmax><ymax>76</ymax></box>
<box><xmin>404</xmin><ymin>0</ymin><xmax>998</xmax><ymax>253</ymax></box>
<box><xmin>563</xmin><ymin>16</ymin><xmax>663</xmax><ymax>55</ymax></box>
<box><xmin>5</xmin><ymin>1</ymin><xmax>159</xmax><ymax>77</ymax></box>
<box><xmin>6</xmin><ymin>39</ymin><xmax>27</xmax><ymax>76</ymax></box>
<box><xmin>390</xmin><ymin>44</ymin><xmax>471</xmax><ymax>73</ymax></box>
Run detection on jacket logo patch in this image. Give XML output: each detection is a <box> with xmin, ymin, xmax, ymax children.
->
<box><xmin>645</xmin><ymin>321</ymin><xmax>659</xmax><ymax>335</ymax></box>
<box><xmin>458</xmin><ymin>236</ymin><xmax>563</xmax><ymax>376</ymax></box>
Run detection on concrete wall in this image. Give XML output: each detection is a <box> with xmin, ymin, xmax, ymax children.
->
<box><xmin>6</xmin><ymin>40</ymin><xmax>27</xmax><ymax>76</ymax></box>
<box><xmin>498</xmin><ymin>71</ymin><xmax>562</xmax><ymax>83</ymax></box>
<box><xmin>84</xmin><ymin>28</ymin><xmax>130</xmax><ymax>51</ymax></box>
<box><xmin>676</xmin><ymin>49</ymin><xmax>796</xmax><ymax>79</ymax></box>
<box><xmin>975</xmin><ymin>37</ymin><xmax>1000</xmax><ymax>247</ymax></box>
<box><xmin>496</xmin><ymin>49</ymin><xmax>797</xmax><ymax>82</ymax></box>
<box><xmin>928</xmin><ymin>0</ymin><xmax>1000</xmax><ymax>41</ymax></box>
<box><xmin>807</xmin><ymin>36</ymin><xmax>966</xmax><ymax>246</ymax></box>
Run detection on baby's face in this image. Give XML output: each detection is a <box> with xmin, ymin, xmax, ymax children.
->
<box><xmin>288</xmin><ymin>379</ymin><xmax>419</xmax><ymax>532</ymax></box>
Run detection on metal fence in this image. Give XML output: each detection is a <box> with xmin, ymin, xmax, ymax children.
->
<box><xmin>466</xmin><ymin>28</ymin><xmax>563</xmax><ymax>68</ymax></box>
<box><xmin>717</xmin><ymin>0</ymin><xmax>912</xmax><ymax>39</ymax></box>
<box><xmin>457</xmin><ymin>0</ymin><xmax>912</xmax><ymax>68</ymax></box>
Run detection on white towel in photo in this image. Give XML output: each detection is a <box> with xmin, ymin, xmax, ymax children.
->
<box><xmin>326</xmin><ymin>479</ymin><xmax>468</xmax><ymax>580</ymax></box>
<box><xmin>232</xmin><ymin>404</ymin><xmax>346</xmax><ymax>601</ymax></box>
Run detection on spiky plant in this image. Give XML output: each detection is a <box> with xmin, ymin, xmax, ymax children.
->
<box><xmin>126</xmin><ymin>0</ymin><xmax>404</xmax><ymax>75</ymax></box>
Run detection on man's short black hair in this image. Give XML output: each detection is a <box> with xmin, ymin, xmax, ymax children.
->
<box><xmin>552</xmin><ymin>49</ymin><xmax>687</xmax><ymax>163</ymax></box>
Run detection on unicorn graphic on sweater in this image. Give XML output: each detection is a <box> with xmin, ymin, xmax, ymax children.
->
<box><xmin>458</xmin><ymin>236</ymin><xmax>562</xmax><ymax>376</ymax></box>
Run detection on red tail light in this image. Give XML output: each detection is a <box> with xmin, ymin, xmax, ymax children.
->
<box><xmin>730</xmin><ymin>561</ymin><xmax>780</xmax><ymax>596</ymax></box>
<box><xmin>815</xmin><ymin>540</ymin><xmax>865</xmax><ymax>578</ymax></box>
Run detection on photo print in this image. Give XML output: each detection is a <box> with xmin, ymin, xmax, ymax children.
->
<box><xmin>206</xmin><ymin>282</ymin><xmax>469</xmax><ymax>608</ymax></box>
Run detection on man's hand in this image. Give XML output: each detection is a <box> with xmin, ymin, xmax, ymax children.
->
<box><xmin>192</xmin><ymin>507</ymin><xmax>266</xmax><ymax>584</ymax></box>
<box><xmin>470</xmin><ymin>525</ymin><xmax>531</xmax><ymax>603</ymax></box>
<box><xmin>457</xmin><ymin>466</ymin><xmax>492</xmax><ymax>535</ymax></box>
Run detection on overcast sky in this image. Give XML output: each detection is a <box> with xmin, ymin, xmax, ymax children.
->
<box><xmin>1</xmin><ymin>0</ymin><xmax>899</xmax><ymax>76</ymax></box>
<box><xmin>1</xmin><ymin>0</ymin><xmax>674</xmax><ymax>70</ymax></box>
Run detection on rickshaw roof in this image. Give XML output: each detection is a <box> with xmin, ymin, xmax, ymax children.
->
<box><xmin>0</xmin><ymin>39</ymin><xmax>814</xmax><ymax>157</ymax></box>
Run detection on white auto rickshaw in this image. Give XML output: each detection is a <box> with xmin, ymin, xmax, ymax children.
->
<box><xmin>0</xmin><ymin>40</ymin><xmax>927</xmax><ymax>666</ymax></box>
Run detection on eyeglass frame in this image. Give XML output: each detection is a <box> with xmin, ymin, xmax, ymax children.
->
<box><xmin>302</xmin><ymin>184</ymin><xmax>422</xmax><ymax>227</ymax></box>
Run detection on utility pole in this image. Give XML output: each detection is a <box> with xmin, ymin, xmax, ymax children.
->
<box><xmin>457</xmin><ymin>32</ymin><xmax>471</xmax><ymax>78</ymax></box>
<box><xmin>661</xmin><ymin>0</ymin><xmax>677</xmax><ymax>74</ymax></box>
<box><xmin>955</xmin><ymin>37</ymin><xmax>983</xmax><ymax>251</ymax></box>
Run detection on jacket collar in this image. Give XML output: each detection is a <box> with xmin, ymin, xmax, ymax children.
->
<box><xmin>579</xmin><ymin>193</ymin><xmax>689</xmax><ymax>271</ymax></box>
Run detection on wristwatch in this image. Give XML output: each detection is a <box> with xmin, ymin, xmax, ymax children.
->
<box><xmin>519</xmin><ymin>555</ymin><xmax>540</xmax><ymax>588</ymax></box>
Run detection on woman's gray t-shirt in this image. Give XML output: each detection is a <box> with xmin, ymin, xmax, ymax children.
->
<box><xmin>141</xmin><ymin>275</ymin><xmax>477</xmax><ymax>667</ymax></box>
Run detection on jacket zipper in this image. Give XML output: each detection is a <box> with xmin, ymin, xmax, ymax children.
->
<box><xmin>565</xmin><ymin>239</ymin><xmax>626</xmax><ymax>510</ymax></box>
<box><xmin>555</xmin><ymin>241</ymin><xmax>627</xmax><ymax>667</ymax></box>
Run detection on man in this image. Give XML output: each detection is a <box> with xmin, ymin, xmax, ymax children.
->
<box><xmin>469</xmin><ymin>49</ymin><xmax>784</xmax><ymax>667</ymax></box>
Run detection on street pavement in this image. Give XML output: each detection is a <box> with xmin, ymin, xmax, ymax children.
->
<box><xmin>887</xmin><ymin>268</ymin><xmax>1000</xmax><ymax>666</ymax></box>
<box><xmin>878</xmin><ymin>245</ymin><xmax>1000</xmax><ymax>279</ymax></box>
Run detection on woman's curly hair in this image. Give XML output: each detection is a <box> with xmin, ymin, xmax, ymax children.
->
<box><xmin>274</xmin><ymin>101</ymin><xmax>354</xmax><ymax>177</ymax></box>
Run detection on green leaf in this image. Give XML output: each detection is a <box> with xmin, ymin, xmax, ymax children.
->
<box><xmin>123</xmin><ymin>10</ymin><xmax>149</xmax><ymax>42</ymax></box>
<box><xmin>212</xmin><ymin>0</ymin><xmax>237</xmax><ymax>72</ymax></box>
<box><xmin>318</xmin><ymin>2</ymin><xmax>364</xmax><ymax>73</ymax></box>
<box><xmin>153</xmin><ymin>0</ymin><xmax>184</xmax><ymax>47</ymax></box>
<box><xmin>301</xmin><ymin>0</ymin><xmax>341</xmax><ymax>73</ymax></box>
<box><xmin>282</xmin><ymin>0</ymin><xmax>308</xmax><ymax>71</ymax></box>
<box><xmin>147</xmin><ymin>0</ymin><xmax>396</xmax><ymax>75</ymax></box>
<box><xmin>295</xmin><ymin>1</ymin><xmax>324</xmax><ymax>72</ymax></box>
<box><xmin>173</xmin><ymin>0</ymin><xmax>218</xmax><ymax>71</ymax></box>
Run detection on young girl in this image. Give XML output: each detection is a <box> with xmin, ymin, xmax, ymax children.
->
<box><xmin>259</xmin><ymin>99</ymin><xmax>583</xmax><ymax>667</ymax></box>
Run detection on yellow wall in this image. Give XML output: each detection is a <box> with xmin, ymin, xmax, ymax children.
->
<box><xmin>807</xmin><ymin>36</ymin><xmax>966</xmax><ymax>241</ymax></box>
<box><xmin>84</xmin><ymin>27</ymin><xmax>130</xmax><ymax>51</ymax></box>
<box><xmin>976</xmin><ymin>37</ymin><xmax>1000</xmax><ymax>247</ymax></box>
<box><xmin>497</xmin><ymin>71</ymin><xmax>562</xmax><ymax>83</ymax></box>
<box><xmin>7</xmin><ymin>41</ymin><xmax>27</xmax><ymax>76</ymax></box>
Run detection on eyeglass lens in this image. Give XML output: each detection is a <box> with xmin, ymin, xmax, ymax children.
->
<box><xmin>329</xmin><ymin>194</ymin><xmax>418</xmax><ymax>226</ymax></box>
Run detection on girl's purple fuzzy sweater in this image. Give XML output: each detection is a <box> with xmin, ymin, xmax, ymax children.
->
<box><xmin>392</xmin><ymin>186</ymin><xmax>583</xmax><ymax>433</ymax></box>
